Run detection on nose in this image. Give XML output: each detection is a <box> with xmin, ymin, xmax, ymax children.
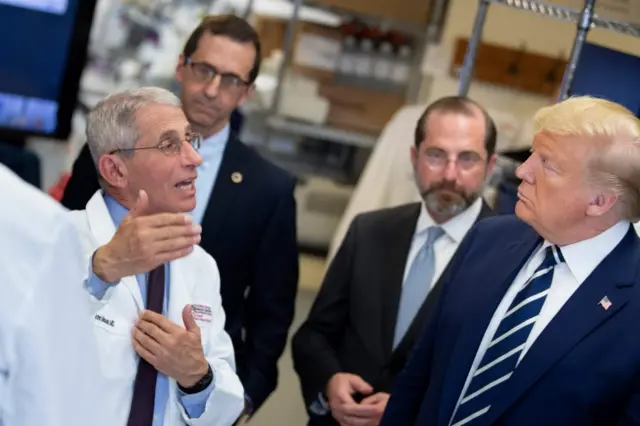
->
<box><xmin>515</xmin><ymin>158</ymin><xmax>534</xmax><ymax>184</ymax></box>
<box><xmin>203</xmin><ymin>75</ymin><xmax>221</xmax><ymax>98</ymax></box>
<box><xmin>443</xmin><ymin>158</ymin><xmax>458</xmax><ymax>181</ymax></box>
<box><xmin>183</xmin><ymin>142</ymin><xmax>203</xmax><ymax>168</ymax></box>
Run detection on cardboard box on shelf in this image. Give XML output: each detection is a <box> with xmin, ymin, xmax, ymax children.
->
<box><xmin>319</xmin><ymin>83</ymin><xmax>406</xmax><ymax>134</ymax></box>
<box><xmin>314</xmin><ymin>0</ymin><xmax>433</xmax><ymax>25</ymax></box>
<box><xmin>253</xmin><ymin>15</ymin><xmax>342</xmax><ymax>81</ymax></box>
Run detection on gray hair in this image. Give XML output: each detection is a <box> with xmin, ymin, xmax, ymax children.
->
<box><xmin>86</xmin><ymin>86</ymin><xmax>181</xmax><ymax>165</ymax></box>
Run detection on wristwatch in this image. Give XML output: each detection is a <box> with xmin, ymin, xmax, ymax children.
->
<box><xmin>179</xmin><ymin>364</ymin><xmax>213</xmax><ymax>394</ymax></box>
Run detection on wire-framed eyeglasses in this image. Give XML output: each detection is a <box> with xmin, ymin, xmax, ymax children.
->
<box><xmin>109</xmin><ymin>132</ymin><xmax>203</xmax><ymax>156</ymax></box>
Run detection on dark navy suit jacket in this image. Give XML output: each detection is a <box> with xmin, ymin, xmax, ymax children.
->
<box><xmin>381</xmin><ymin>215</ymin><xmax>640</xmax><ymax>426</ymax></box>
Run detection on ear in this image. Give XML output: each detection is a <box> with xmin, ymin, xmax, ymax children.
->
<box><xmin>236</xmin><ymin>83</ymin><xmax>255</xmax><ymax>107</ymax></box>
<box><xmin>176</xmin><ymin>54</ymin><xmax>186</xmax><ymax>84</ymax></box>
<box><xmin>585</xmin><ymin>189</ymin><xmax>619</xmax><ymax>217</ymax></box>
<box><xmin>486</xmin><ymin>153</ymin><xmax>498</xmax><ymax>178</ymax></box>
<box><xmin>410</xmin><ymin>144</ymin><xmax>419</xmax><ymax>169</ymax></box>
<box><xmin>97</xmin><ymin>154</ymin><xmax>128</xmax><ymax>189</ymax></box>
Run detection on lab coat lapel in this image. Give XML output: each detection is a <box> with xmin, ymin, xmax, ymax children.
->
<box><xmin>167</xmin><ymin>255</ymin><xmax>195</xmax><ymax>326</ymax></box>
<box><xmin>85</xmin><ymin>190</ymin><xmax>144</xmax><ymax>310</ymax></box>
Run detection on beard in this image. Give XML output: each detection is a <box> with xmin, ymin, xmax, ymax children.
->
<box><xmin>420</xmin><ymin>180</ymin><xmax>481</xmax><ymax>219</ymax></box>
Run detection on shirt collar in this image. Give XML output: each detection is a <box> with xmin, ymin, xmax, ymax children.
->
<box><xmin>198</xmin><ymin>124</ymin><xmax>230</xmax><ymax>164</ymax></box>
<box><xmin>415</xmin><ymin>197</ymin><xmax>484</xmax><ymax>243</ymax></box>
<box><xmin>540</xmin><ymin>220</ymin><xmax>630</xmax><ymax>284</ymax></box>
<box><xmin>103</xmin><ymin>193</ymin><xmax>129</xmax><ymax>227</ymax></box>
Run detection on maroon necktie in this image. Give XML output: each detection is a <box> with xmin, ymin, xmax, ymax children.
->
<box><xmin>127</xmin><ymin>265</ymin><xmax>165</xmax><ymax>426</ymax></box>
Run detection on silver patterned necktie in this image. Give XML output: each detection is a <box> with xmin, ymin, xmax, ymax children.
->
<box><xmin>393</xmin><ymin>226</ymin><xmax>445</xmax><ymax>349</ymax></box>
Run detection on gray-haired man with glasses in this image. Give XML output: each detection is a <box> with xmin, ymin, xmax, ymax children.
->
<box><xmin>63</xmin><ymin>15</ymin><xmax>299</xmax><ymax>419</ymax></box>
<box><xmin>67</xmin><ymin>86</ymin><xmax>245</xmax><ymax>426</ymax></box>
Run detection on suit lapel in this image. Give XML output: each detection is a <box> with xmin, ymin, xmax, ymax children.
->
<box><xmin>481</xmin><ymin>225</ymin><xmax>640</xmax><ymax>425</ymax></box>
<box><xmin>201</xmin><ymin>134</ymin><xmax>245</xmax><ymax>241</ymax></box>
<box><xmin>390</xmin><ymin>201</ymin><xmax>494</xmax><ymax>360</ymax></box>
<box><xmin>437</xmin><ymin>228</ymin><xmax>542</xmax><ymax>426</ymax></box>
<box><xmin>380</xmin><ymin>203</ymin><xmax>422</xmax><ymax>361</ymax></box>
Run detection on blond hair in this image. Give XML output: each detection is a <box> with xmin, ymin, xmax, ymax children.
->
<box><xmin>533</xmin><ymin>96</ymin><xmax>640</xmax><ymax>220</ymax></box>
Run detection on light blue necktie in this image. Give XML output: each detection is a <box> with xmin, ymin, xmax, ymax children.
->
<box><xmin>450</xmin><ymin>245</ymin><xmax>565</xmax><ymax>426</ymax></box>
<box><xmin>393</xmin><ymin>226</ymin><xmax>444</xmax><ymax>349</ymax></box>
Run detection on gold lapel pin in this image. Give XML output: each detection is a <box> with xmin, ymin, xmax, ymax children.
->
<box><xmin>231</xmin><ymin>172</ymin><xmax>243</xmax><ymax>184</ymax></box>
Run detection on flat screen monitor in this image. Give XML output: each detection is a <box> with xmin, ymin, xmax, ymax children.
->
<box><xmin>0</xmin><ymin>0</ymin><xmax>97</xmax><ymax>141</ymax></box>
<box><xmin>569</xmin><ymin>42</ymin><xmax>640</xmax><ymax>117</ymax></box>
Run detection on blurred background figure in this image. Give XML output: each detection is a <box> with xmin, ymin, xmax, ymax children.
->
<box><xmin>0</xmin><ymin>164</ymin><xmax>107</xmax><ymax>426</ymax></box>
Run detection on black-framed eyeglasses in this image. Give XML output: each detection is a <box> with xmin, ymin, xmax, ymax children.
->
<box><xmin>110</xmin><ymin>132</ymin><xmax>203</xmax><ymax>156</ymax></box>
<box><xmin>185</xmin><ymin>58</ymin><xmax>250</xmax><ymax>91</ymax></box>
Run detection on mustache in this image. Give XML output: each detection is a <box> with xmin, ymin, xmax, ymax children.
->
<box><xmin>424</xmin><ymin>181</ymin><xmax>466</xmax><ymax>196</ymax></box>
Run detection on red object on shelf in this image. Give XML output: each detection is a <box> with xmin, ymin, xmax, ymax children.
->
<box><xmin>48</xmin><ymin>172</ymin><xmax>71</xmax><ymax>202</ymax></box>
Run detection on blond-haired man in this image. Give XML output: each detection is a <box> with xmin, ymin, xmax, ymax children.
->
<box><xmin>380</xmin><ymin>96</ymin><xmax>640</xmax><ymax>426</ymax></box>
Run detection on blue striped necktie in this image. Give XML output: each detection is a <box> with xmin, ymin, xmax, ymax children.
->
<box><xmin>450</xmin><ymin>245</ymin><xmax>565</xmax><ymax>426</ymax></box>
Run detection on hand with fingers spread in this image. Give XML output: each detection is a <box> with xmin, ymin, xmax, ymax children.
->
<box><xmin>92</xmin><ymin>190</ymin><xmax>201</xmax><ymax>283</ymax></box>
<box><xmin>326</xmin><ymin>373</ymin><xmax>375</xmax><ymax>426</ymax></box>
<box><xmin>132</xmin><ymin>305</ymin><xmax>209</xmax><ymax>388</ymax></box>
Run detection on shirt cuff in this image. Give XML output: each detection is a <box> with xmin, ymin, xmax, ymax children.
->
<box><xmin>177</xmin><ymin>367</ymin><xmax>216</xmax><ymax>419</ymax></box>
<box><xmin>85</xmin><ymin>253</ymin><xmax>118</xmax><ymax>300</ymax></box>
<box><xmin>309</xmin><ymin>391</ymin><xmax>330</xmax><ymax>416</ymax></box>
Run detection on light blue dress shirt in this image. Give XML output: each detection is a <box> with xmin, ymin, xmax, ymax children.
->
<box><xmin>190</xmin><ymin>124</ymin><xmax>229</xmax><ymax>224</ymax></box>
<box><xmin>86</xmin><ymin>194</ymin><xmax>214</xmax><ymax>426</ymax></box>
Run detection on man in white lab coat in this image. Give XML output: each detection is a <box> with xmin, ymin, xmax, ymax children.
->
<box><xmin>67</xmin><ymin>87</ymin><xmax>244</xmax><ymax>426</ymax></box>
<box><xmin>0</xmin><ymin>164</ymin><xmax>107</xmax><ymax>426</ymax></box>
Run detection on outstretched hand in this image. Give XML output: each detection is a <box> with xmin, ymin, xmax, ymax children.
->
<box><xmin>93</xmin><ymin>190</ymin><xmax>201</xmax><ymax>283</ymax></box>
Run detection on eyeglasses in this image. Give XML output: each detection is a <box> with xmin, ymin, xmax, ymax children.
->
<box><xmin>422</xmin><ymin>148</ymin><xmax>484</xmax><ymax>171</ymax></box>
<box><xmin>110</xmin><ymin>132</ymin><xmax>203</xmax><ymax>156</ymax></box>
<box><xmin>185</xmin><ymin>58</ymin><xmax>249</xmax><ymax>92</ymax></box>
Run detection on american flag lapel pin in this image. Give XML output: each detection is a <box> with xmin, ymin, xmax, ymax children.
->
<box><xmin>598</xmin><ymin>296</ymin><xmax>612</xmax><ymax>311</ymax></box>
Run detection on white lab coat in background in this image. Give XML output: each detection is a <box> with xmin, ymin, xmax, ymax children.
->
<box><xmin>67</xmin><ymin>191</ymin><xmax>244</xmax><ymax>426</ymax></box>
<box><xmin>0</xmin><ymin>164</ymin><xmax>107</xmax><ymax>426</ymax></box>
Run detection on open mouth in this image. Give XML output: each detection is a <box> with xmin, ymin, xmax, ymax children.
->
<box><xmin>175</xmin><ymin>179</ymin><xmax>195</xmax><ymax>191</ymax></box>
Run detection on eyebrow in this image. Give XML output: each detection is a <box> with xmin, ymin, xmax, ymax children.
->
<box><xmin>158</xmin><ymin>125</ymin><xmax>192</xmax><ymax>142</ymax></box>
<box><xmin>158</xmin><ymin>130</ymin><xmax>179</xmax><ymax>141</ymax></box>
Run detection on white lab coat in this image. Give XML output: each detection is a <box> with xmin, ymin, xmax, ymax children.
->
<box><xmin>67</xmin><ymin>191</ymin><xmax>245</xmax><ymax>426</ymax></box>
<box><xmin>0</xmin><ymin>165</ymin><xmax>108</xmax><ymax>426</ymax></box>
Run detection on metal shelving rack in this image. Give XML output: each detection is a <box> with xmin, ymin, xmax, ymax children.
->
<box><xmin>262</xmin><ymin>0</ymin><xmax>452</xmax><ymax>150</ymax></box>
<box><xmin>458</xmin><ymin>0</ymin><xmax>640</xmax><ymax>101</ymax></box>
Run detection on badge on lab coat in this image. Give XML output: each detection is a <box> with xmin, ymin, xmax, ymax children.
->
<box><xmin>191</xmin><ymin>304</ymin><xmax>213</xmax><ymax>326</ymax></box>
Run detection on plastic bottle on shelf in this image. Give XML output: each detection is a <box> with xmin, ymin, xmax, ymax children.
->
<box><xmin>354</xmin><ymin>25</ymin><xmax>379</xmax><ymax>82</ymax></box>
<box><xmin>390</xmin><ymin>32</ymin><xmax>414</xmax><ymax>88</ymax></box>
<box><xmin>337</xmin><ymin>20</ymin><xmax>361</xmax><ymax>78</ymax></box>
<box><xmin>373</xmin><ymin>31</ymin><xmax>394</xmax><ymax>84</ymax></box>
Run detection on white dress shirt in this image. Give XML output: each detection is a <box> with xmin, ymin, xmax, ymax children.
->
<box><xmin>0</xmin><ymin>164</ymin><xmax>107</xmax><ymax>426</ymax></box>
<box><xmin>190</xmin><ymin>125</ymin><xmax>229</xmax><ymax>225</ymax></box>
<box><xmin>403</xmin><ymin>197</ymin><xmax>484</xmax><ymax>286</ymax></box>
<box><xmin>451</xmin><ymin>220</ymin><xmax>630</xmax><ymax>423</ymax></box>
